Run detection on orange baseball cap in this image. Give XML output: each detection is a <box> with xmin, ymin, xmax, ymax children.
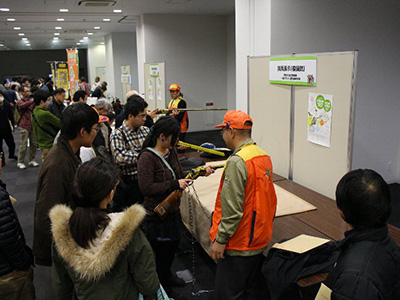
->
<box><xmin>92</xmin><ymin>107</ymin><xmax>109</xmax><ymax>123</ymax></box>
<box><xmin>215</xmin><ymin>110</ymin><xmax>253</xmax><ymax>130</ymax></box>
<box><xmin>168</xmin><ymin>83</ymin><xmax>181</xmax><ymax>91</ymax></box>
<box><xmin>98</xmin><ymin>115</ymin><xmax>109</xmax><ymax>123</ymax></box>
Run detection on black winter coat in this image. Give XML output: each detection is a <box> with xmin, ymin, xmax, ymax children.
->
<box><xmin>0</xmin><ymin>100</ymin><xmax>13</xmax><ymax>132</ymax></box>
<box><xmin>325</xmin><ymin>226</ymin><xmax>400</xmax><ymax>300</ymax></box>
<box><xmin>0</xmin><ymin>180</ymin><xmax>33</xmax><ymax>276</ymax></box>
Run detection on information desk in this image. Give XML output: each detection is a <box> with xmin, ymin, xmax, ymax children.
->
<box><xmin>178</xmin><ymin>151</ymin><xmax>400</xmax><ymax>288</ymax></box>
<box><xmin>181</xmin><ymin>167</ymin><xmax>317</xmax><ymax>256</ymax></box>
<box><xmin>180</xmin><ymin>172</ymin><xmax>400</xmax><ymax>255</ymax></box>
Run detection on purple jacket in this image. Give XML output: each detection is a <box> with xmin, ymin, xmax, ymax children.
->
<box><xmin>17</xmin><ymin>97</ymin><xmax>35</xmax><ymax>130</ymax></box>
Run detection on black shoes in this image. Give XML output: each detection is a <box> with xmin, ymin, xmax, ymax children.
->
<box><xmin>9</xmin><ymin>155</ymin><xmax>18</xmax><ymax>160</ymax></box>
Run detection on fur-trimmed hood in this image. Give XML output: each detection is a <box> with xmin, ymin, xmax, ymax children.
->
<box><xmin>50</xmin><ymin>204</ymin><xmax>146</xmax><ymax>281</ymax></box>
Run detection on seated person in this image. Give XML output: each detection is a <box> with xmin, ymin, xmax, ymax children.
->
<box><xmin>323</xmin><ymin>169</ymin><xmax>400</xmax><ymax>300</ymax></box>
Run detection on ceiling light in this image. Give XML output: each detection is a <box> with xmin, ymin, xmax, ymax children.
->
<box><xmin>54</xmin><ymin>33</ymin><xmax>60</xmax><ymax>36</ymax></box>
<box><xmin>94</xmin><ymin>26</ymin><xmax>101</xmax><ymax>30</ymax></box>
<box><xmin>26</xmin><ymin>44</ymin><xmax>31</xmax><ymax>46</ymax></box>
<box><xmin>100</xmin><ymin>42</ymin><xmax>104</xmax><ymax>45</ymax></box>
<box><xmin>87</xmin><ymin>32</ymin><xmax>93</xmax><ymax>35</ymax></box>
<box><xmin>59</xmin><ymin>9</ymin><xmax>69</xmax><ymax>12</ymax></box>
<box><xmin>113</xmin><ymin>9</ymin><xmax>122</xmax><ymax>13</ymax></box>
<box><xmin>14</xmin><ymin>27</ymin><xmax>21</xmax><ymax>30</ymax></box>
<box><xmin>0</xmin><ymin>8</ymin><xmax>10</xmax><ymax>12</ymax></box>
<box><xmin>57</xmin><ymin>18</ymin><xmax>65</xmax><ymax>22</ymax></box>
<box><xmin>24</xmin><ymin>40</ymin><xmax>29</xmax><ymax>44</ymax></box>
<box><xmin>22</xmin><ymin>38</ymin><xmax>27</xmax><ymax>41</ymax></box>
<box><xmin>53</xmin><ymin>37</ymin><xmax>59</xmax><ymax>40</ymax></box>
<box><xmin>0</xmin><ymin>44</ymin><xmax>4</xmax><ymax>47</ymax></box>
<box><xmin>83</xmin><ymin>36</ymin><xmax>88</xmax><ymax>40</ymax></box>
<box><xmin>18</xmin><ymin>33</ymin><xmax>25</xmax><ymax>36</ymax></box>
<box><xmin>55</xmin><ymin>26</ymin><xmax>62</xmax><ymax>30</ymax></box>
<box><xmin>7</xmin><ymin>18</ymin><xmax>15</xmax><ymax>22</ymax></box>
<box><xmin>79</xmin><ymin>39</ymin><xmax>84</xmax><ymax>42</ymax></box>
<box><xmin>103</xmin><ymin>19</ymin><xmax>111</xmax><ymax>22</ymax></box>
<box><xmin>77</xmin><ymin>43</ymin><xmax>81</xmax><ymax>45</ymax></box>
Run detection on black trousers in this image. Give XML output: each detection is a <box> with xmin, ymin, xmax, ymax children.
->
<box><xmin>111</xmin><ymin>175</ymin><xmax>144</xmax><ymax>212</ymax></box>
<box><xmin>0</xmin><ymin>129</ymin><xmax>16</xmax><ymax>158</ymax></box>
<box><xmin>215</xmin><ymin>254</ymin><xmax>267</xmax><ymax>300</ymax></box>
<box><xmin>142</xmin><ymin>216</ymin><xmax>181</xmax><ymax>289</ymax></box>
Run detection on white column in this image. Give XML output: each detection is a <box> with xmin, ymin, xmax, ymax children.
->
<box><xmin>87</xmin><ymin>44</ymin><xmax>106</xmax><ymax>88</ymax></box>
<box><xmin>104</xmin><ymin>34</ymin><xmax>115</xmax><ymax>97</ymax></box>
<box><xmin>136</xmin><ymin>15</ymin><xmax>146</xmax><ymax>94</ymax></box>
<box><xmin>235</xmin><ymin>0</ymin><xmax>271</xmax><ymax>112</ymax></box>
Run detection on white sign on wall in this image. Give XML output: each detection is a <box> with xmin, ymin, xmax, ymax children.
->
<box><xmin>121</xmin><ymin>75</ymin><xmax>131</xmax><ymax>84</ymax></box>
<box><xmin>270</xmin><ymin>56</ymin><xmax>317</xmax><ymax>86</ymax></box>
<box><xmin>150</xmin><ymin>64</ymin><xmax>159</xmax><ymax>77</ymax></box>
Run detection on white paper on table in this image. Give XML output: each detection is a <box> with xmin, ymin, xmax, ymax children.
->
<box><xmin>272</xmin><ymin>234</ymin><xmax>330</xmax><ymax>254</ymax></box>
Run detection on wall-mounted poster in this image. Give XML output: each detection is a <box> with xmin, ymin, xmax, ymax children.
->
<box><xmin>150</xmin><ymin>64</ymin><xmax>159</xmax><ymax>77</ymax></box>
<box><xmin>307</xmin><ymin>93</ymin><xmax>333</xmax><ymax>147</ymax></box>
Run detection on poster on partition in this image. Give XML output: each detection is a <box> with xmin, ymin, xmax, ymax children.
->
<box><xmin>307</xmin><ymin>93</ymin><xmax>333</xmax><ymax>147</ymax></box>
<box><xmin>270</xmin><ymin>56</ymin><xmax>317</xmax><ymax>86</ymax></box>
<box><xmin>150</xmin><ymin>64</ymin><xmax>159</xmax><ymax>77</ymax></box>
<box><xmin>148</xmin><ymin>78</ymin><xmax>154</xmax><ymax>101</ymax></box>
<box><xmin>66</xmin><ymin>49</ymin><xmax>79</xmax><ymax>97</ymax></box>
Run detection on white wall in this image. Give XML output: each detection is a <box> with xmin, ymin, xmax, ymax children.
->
<box><xmin>270</xmin><ymin>0</ymin><xmax>400</xmax><ymax>183</ymax></box>
<box><xmin>136</xmin><ymin>16</ymin><xmax>146</xmax><ymax>94</ymax></box>
<box><xmin>235</xmin><ymin>0</ymin><xmax>271</xmax><ymax>112</ymax></box>
<box><xmin>140</xmin><ymin>14</ymin><xmax>229</xmax><ymax>132</ymax></box>
<box><xmin>110</xmin><ymin>32</ymin><xmax>139</xmax><ymax>101</ymax></box>
<box><xmin>87</xmin><ymin>44</ymin><xmax>106</xmax><ymax>88</ymax></box>
<box><xmin>226</xmin><ymin>14</ymin><xmax>236</xmax><ymax>110</ymax></box>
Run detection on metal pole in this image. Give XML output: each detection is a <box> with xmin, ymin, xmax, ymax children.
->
<box><xmin>288</xmin><ymin>85</ymin><xmax>295</xmax><ymax>181</ymax></box>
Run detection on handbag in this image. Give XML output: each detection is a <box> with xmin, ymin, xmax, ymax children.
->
<box><xmin>138</xmin><ymin>284</ymin><xmax>173</xmax><ymax>300</ymax></box>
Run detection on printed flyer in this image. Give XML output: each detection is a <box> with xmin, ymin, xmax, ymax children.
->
<box><xmin>307</xmin><ymin>93</ymin><xmax>333</xmax><ymax>147</ymax></box>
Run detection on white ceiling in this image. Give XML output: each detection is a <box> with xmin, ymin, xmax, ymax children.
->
<box><xmin>0</xmin><ymin>0</ymin><xmax>234</xmax><ymax>51</ymax></box>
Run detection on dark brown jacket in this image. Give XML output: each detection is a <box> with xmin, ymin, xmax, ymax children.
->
<box><xmin>33</xmin><ymin>138</ymin><xmax>81</xmax><ymax>266</ymax></box>
<box><xmin>137</xmin><ymin>148</ymin><xmax>185</xmax><ymax>220</ymax></box>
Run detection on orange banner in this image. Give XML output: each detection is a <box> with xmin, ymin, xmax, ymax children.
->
<box><xmin>66</xmin><ymin>49</ymin><xmax>79</xmax><ymax>98</ymax></box>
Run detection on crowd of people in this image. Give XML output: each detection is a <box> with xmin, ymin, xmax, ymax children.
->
<box><xmin>0</xmin><ymin>76</ymin><xmax>400</xmax><ymax>300</ymax></box>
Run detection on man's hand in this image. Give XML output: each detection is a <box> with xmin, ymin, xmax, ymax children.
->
<box><xmin>148</xmin><ymin>109</ymin><xmax>159</xmax><ymax>119</ymax></box>
<box><xmin>211</xmin><ymin>241</ymin><xmax>226</xmax><ymax>261</ymax></box>
<box><xmin>170</xmin><ymin>109</ymin><xmax>179</xmax><ymax>117</ymax></box>
<box><xmin>204</xmin><ymin>166</ymin><xmax>215</xmax><ymax>177</ymax></box>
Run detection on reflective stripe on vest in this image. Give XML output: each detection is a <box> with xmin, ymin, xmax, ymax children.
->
<box><xmin>209</xmin><ymin>143</ymin><xmax>277</xmax><ymax>251</ymax></box>
<box><xmin>168</xmin><ymin>97</ymin><xmax>188</xmax><ymax>133</ymax></box>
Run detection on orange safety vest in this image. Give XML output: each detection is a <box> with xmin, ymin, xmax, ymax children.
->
<box><xmin>168</xmin><ymin>97</ymin><xmax>188</xmax><ymax>133</ymax></box>
<box><xmin>209</xmin><ymin>143</ymin><xmax>277</xmax><ymax>251</ymax></box>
